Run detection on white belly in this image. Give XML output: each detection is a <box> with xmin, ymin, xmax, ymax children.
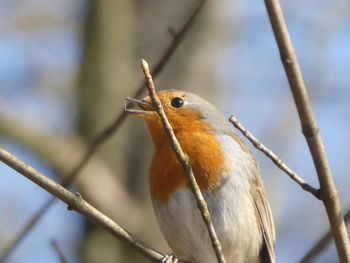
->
<box><xmin>152</xmin><ymin>178</ymin><xmax>262</xmax><ymax>263</ymax></box>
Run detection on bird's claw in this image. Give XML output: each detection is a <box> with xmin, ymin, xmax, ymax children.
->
<box><xmin>160</xmin><ymin>253</ymin><xmax>179</xmax><ymax>263</ymax></box>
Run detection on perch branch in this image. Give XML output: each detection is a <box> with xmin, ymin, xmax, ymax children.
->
<box><xmin>0</xmin><ymin>146</ymin><xmax>163</xmax><ymax>262</ymax></box>
<box><xmin>141</xmin><ymin>59</ymin><xmax>226</xmax><ymax>263</ymax></box>
<box><xmin>263</xmin><ymin>0</ymin><xmax>350</xmax><ymax>262</ymax></box>
<box><xmin>0</xmin><ymin>1</ymin><xmax>207</xmax><ymax>261</ymax></box>
<box><xmin>229</xmin><ymin>116</ymin><xmax>320</xmax><ymax>199</ymax></box>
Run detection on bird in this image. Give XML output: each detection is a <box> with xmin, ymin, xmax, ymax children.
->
<box><xmin>125</xmin><ymin>90</ymin><xmax>275</xmax><ymax>263</ymax></box>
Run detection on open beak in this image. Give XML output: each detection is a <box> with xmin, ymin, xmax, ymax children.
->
<box><xmin>124</xmin><ymin>97</ymin><xmax>154</xmax><ymax>116</ymax></box>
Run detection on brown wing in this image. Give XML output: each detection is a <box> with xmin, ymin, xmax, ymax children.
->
<box><xmin>251</xmin><ymin>181</ymin><xmax>276</xmax><ymax>263</ymax></box>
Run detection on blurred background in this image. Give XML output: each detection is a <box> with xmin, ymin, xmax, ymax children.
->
<box><xmin>0</xmin><ymin>0</ymin><xmax>349</xmax><ymax>262</ymax></box>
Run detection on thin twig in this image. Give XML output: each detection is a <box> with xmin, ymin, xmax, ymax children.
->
<box><xmin>141</xmin><ymin>59</ymin><xmax>226</xmax><ymax>263</ymax></box>
<box><xmin>229</xmin><ymin>116</ymin><xmax>320</xmax><ymax>199</ymax></box>
<box><xmin>0</xmin><ymin>1</ymin><xmax>207</xmax><ymax>261</ymax></box>
<box><xmin>263</xmin><ymin>0</ymin><xmax>350</xmax><ymax>262</ymax></box>
<box><xmin>51</xmin><ymin>240</ymin><xmax>69</xmax><ymax>263</ymax></box>
<box><xmin>0</xmin><ymin>146</ymin><xmax>163</xmax><ymax>263</ymax></box>
<box><xmin>300</xmin><ymin>208</ymin><xmax>350</xmax><ymax>263</ymax></box>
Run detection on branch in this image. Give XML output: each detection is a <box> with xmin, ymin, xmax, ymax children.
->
<box><xmin>0</xmin><ymin>117</ymin><xmax>143</xmax><ymax>262</ymax></box>
<box><xmin>0</xmin><ymin>1</ymin><xmax>207</xmax><ymax>261</ymax></box>
<box><xmin>229</xmin><ymin>116</ymin><xmax>320</xmax><ymax>199</ymax></box>
<box><xmin>0</xmin><ymin>146</ymin><xmax>163</xmax><ymax>262</ymax></box>
<box><xmin>263</xmin><ymin>0</ymin><xmax>350</xmax><ymax>262</ymax></box>
<box><xmin>300</xmin><ymin>208</ymin><xmax>350</xmax><ymax>263</ymax></box>
<box><xmin>141</xmin><ymin>59</ymin><xmax>226</xmax><ymax>263</ymax></box>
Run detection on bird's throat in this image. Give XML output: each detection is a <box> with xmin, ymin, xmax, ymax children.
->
<box><xmin>146</xmin><ymin>121</ymin><xmax>227</xmax><ymax>203</ymax></box>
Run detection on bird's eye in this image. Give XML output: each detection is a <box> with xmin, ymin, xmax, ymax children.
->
<box><xmin>171</xmin><ymin>97</ymin><xmax>184</xmax><ymax>108</ymax></box>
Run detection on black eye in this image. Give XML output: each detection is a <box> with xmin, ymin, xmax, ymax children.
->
<box><xmin>171</xmin><ymin>97</ymin><xmax>184</xmax><ymax>108</ymax></box>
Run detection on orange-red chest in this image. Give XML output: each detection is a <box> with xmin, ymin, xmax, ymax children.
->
<box><xmin>148</xmin><ymin>125</ymin><xmax>226</xmax><ymax>203</ymax></box>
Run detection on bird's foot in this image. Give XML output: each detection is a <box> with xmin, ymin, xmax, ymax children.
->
<box><xmin>160</xmin><ymin>253</ymin><xmax>179</xmax><ymax>263</ymax></box>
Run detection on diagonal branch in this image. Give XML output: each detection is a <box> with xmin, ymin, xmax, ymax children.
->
<box><xmin>141</xmin><ymin>59</ymin><xmax>226</xmax><ymax>263</ymax></box>
<box><xmin>0</xmin><ymin>146</ymin><xmax>164</xmax><ymax>262</ymax></box>
<box><xmin>0</xmin><ymin>1</ymin><xmax>207</xmax><ymax>261</ymax></box>
<box><xmin>263</xmin><ymin>0</ymin><xmax>350</xmax><ymax>262</ymax></box>
<box><xmin>229</xmin><ymin>116</ymin><xmax>320</xmax><ymax>199</ymax></box>
<box><xmin>0</xmin><ymin>117</ymin><xmax>142</xmax><ymax>262</ymax></box>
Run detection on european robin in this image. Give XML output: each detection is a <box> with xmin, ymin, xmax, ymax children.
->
<box><xmin>125</xmin><ymin>90</ymin><xmax>275</xmax><ymax>263</ymax></box>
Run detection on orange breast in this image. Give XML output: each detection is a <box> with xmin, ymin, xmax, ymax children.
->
<box><xmin>148</xmin><ymin>116</ymin><xmax>226</xmax><ymax>203</ymax></box>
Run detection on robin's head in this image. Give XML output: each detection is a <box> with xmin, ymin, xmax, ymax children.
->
<box><xmin>126</xmin><ymin>90</ymin><xmax>235</xmax><ymax>200</ymax></box>
<box><xmin>125</xmin><ymin>90</ymin><xmax>229</xmax><ymax>136</ymax></box>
